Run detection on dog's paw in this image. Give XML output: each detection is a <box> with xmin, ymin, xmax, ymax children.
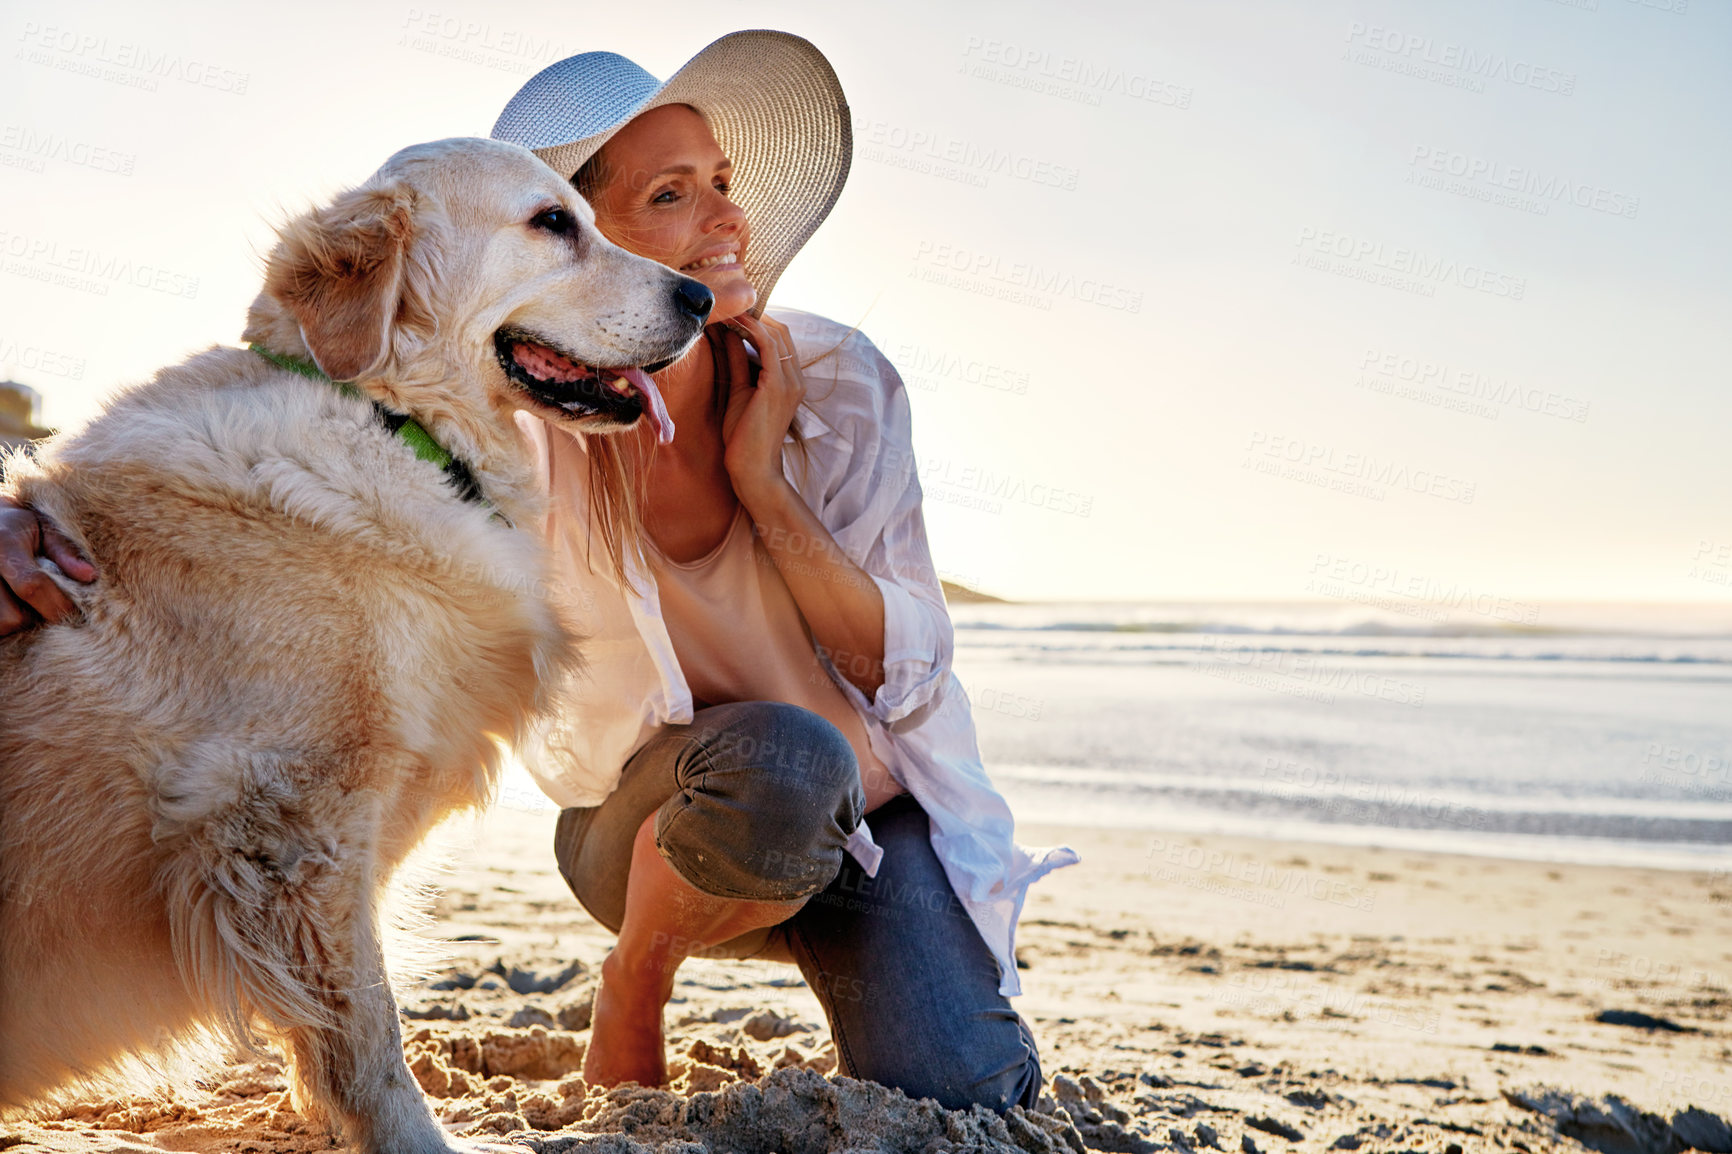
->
<box><xmin>432</xmin><ymin>1123</ymin><xmax>536</xmax><ymax>1154</ymax></box>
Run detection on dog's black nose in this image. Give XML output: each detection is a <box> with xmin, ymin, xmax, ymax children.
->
<box><xmin>674</xmin><ymin>278</ymin><xmax>713</xmax><ymax>322</ymax></box>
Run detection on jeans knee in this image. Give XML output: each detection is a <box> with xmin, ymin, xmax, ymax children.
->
<box><xmin>700</xmin><ymin>702</ymin><xmax>861</xmax><ymax>811</ymax></box>
<box><xmin>976</xmin><ymin>1021</ymin><xmax>1043</xmax><ymax>1113</ymax></box>
<box><xmin>658</xmin><ymin>702</ymin><xmax>864</xmax><ymax>901</ymax></box>
<box><xmin>968</xmin><ymin>1064</ymin><xmax>1042</xmax><ymax>1114</ymax></box>
<box><xmin>850</xmin><ymin>1014</ymin><xmax>1041</xmax><ymax>1114</ymax></box>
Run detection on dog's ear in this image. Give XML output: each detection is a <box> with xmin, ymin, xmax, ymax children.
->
<box><xmin>265</xmin><ymin>184</ymin><xmax>416</xmax><ymax>382</ymax></box>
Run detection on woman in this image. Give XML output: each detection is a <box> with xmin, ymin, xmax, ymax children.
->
<box><xmin>0</xmin><ymin>30</ymin><xmax>1076</xmax><ymax>1113</ymax></box>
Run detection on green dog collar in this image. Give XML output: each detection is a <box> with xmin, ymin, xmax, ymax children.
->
<box><xmin>248</xmin><ymin>343</ymin><xmax>494</xmax><ymax>512</ymax></box>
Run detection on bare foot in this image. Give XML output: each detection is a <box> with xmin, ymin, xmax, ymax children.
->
<box><xmin>582</xmin><ymin>949</ymin><xmax>674</xmax><ymax>1088</ymax></box>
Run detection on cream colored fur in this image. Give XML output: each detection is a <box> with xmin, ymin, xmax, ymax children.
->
<box><xmin>0</xmin><ymin>137</ymin><xmax>705</xmax><ymax>1153</ymax></box>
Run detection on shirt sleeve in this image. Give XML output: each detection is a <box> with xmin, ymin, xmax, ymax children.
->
<box><xmin>863</xmin><ymin>444</ymin><xmax>954</xmax><ymax>731</ymax></box>
<box><xmin>791</xmin><ymin>323</ymin><xmax>956</xmax><ymax>732</ymax></box>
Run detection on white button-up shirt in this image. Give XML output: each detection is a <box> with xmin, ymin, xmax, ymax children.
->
<box><xmin>512</xmin><ymin>307</ymin><xmax>1078</xmax><ymax>997</ymax></box>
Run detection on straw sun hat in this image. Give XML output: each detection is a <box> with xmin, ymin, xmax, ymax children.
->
<box><xmin>491</xmin><ymin>30</ymin><xmax>852</xmax><ymax>314</ymax></box>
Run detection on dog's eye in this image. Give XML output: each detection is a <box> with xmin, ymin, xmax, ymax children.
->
<box><xmin>531</xmin><ymin>207</ymin><xmax>573</xmax><ymax>234</ymax></box>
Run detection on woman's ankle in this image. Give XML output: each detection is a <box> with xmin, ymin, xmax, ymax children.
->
<box><xmin>586</xmin><ymin>949</ymin><xmax>675</xmax><ymax>1088</ymax></box>
<box><xmin>600</xmin><ymin>942</ymin><xmax>679</xmax><ymax>1007</ymax></box>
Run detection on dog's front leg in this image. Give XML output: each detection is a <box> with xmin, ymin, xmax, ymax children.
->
<box><xmin>252</xmin><ymin>835</ymin><xmax>478</xmax><ymax>1154</ymax></box>
<box><xmin>162</xmin><ymin>765</ymin><xmax>460</xmax><ymax>1154</ymax></box>
<box><xmin>272</xmin><ymin>904</ymin><xmax>454</xmax><ymax>1154</ymax></box>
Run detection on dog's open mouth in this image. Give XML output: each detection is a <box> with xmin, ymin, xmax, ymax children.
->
<box><xmin>493</xmin><ymin>330</ymin><xmax>675</xmax><ymax>444</ymax></box>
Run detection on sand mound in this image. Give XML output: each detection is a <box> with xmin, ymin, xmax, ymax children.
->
<box><xmin>389</xmin><ymin>1016</ymin><xmax>1088</xmax><ymax>1151</ymax></box>
<box><xmin>1504</xmin><ymin>1088</ymin><xmax>1732</xmax><ymax>1154</ymax></box>
<box><xmin>518</xmin><ymin>1067</ymin><xmax>1085</xmax><ymax>1154</ymax></box>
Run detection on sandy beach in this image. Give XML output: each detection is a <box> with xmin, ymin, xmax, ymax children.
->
<box><xmin>6</xmin><ymin>805</ymin><xmax>1729</xmax><ymax>1154</ymax></box>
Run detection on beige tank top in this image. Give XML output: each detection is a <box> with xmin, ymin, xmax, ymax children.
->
<box><xmin>648</xmin><ymin>504</ymin><xmax>898</xmax><ymax>796</ymax></box>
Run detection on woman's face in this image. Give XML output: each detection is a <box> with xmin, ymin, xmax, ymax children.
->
<box><xmin>584</xmin><ymin>103</ymin><xmax>755</xmax><ymax>322</ymax></box>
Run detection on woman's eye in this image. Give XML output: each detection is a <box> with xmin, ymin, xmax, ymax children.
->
<box><xmin>652</xmin><ymin>189</ymin><xmax>678</xmax><ymax>205</ymax></box>
<box><xmin>531</xmin><ymin>207</ymin><xmax>573</xmax><ymax>233</ymax></box>
<box><xmin>715</xmin><ymin>181</ymin><xmax>732</xmax><ymax>195</ymax></box>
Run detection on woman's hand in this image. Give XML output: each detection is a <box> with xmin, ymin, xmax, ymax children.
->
<box><xmin>0</xmin><ymin>495</ymin><xmax>96</xmax><ymax>635</ymax></box>
<box><xmin>717</xmin><ymin>313</ymin><xmax>805</xmax><ymax>509</ymax></box>
<box><xmin>708</xmin><ymin>317</ymin><xmax>888</xmax><ymax>699</ymax></box>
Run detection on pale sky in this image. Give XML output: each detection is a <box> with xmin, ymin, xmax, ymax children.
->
<box><xmin>3</xmin><ymin>0</ymin><xmax>1728</xmax><ymax>602</ymax></box>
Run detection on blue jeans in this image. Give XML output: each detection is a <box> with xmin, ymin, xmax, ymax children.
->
<box><xmin>552</xmin><ymin>701</ymin><xmax>1042</xmax><ymax>1112</ymax></box>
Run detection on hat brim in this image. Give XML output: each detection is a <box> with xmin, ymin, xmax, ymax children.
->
<box><xmin>506</xmin><ymin>31</ymin><xmax>850</xmax><ymax>317</ymax></box>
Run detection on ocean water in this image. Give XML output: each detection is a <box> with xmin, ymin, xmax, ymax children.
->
<box><xmin>951</xmin><ymin>601</ymin><xmax>1732</xmax><ymax>870</ymax></box>
<box><xmin>498</xmin><ymin>600</ymin><xmax>1732</xmax><ymax>871</ymax></box>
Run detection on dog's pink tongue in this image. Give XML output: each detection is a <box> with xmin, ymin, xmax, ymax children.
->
<box><xmin>615</xmin><ymin>367</ymin><xmax>675</xmax><ymax>445</ymax></box>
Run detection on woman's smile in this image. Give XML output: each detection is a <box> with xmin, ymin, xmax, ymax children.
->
<box><xmin>680</xmin><ymin>249</ymin><xmax>739</xmax><ymax>273</ymax></box>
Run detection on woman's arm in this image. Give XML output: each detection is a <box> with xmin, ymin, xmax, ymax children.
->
<box><xmin>741</xmin><ymin>475</ymin><xmax>886</xmax><ymax>698</ymax></box>
<box><xmin>717</xmin><ymin>314</ymin><xmax>887</xmax><ymax>699</ymax></box>
<box><xmin>0</xmin><ymin>494</ymin><xmax>97</xmax><ymax>635</ymax></box>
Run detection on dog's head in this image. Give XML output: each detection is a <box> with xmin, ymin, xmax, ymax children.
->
<box><xmin>243</xmin><ymin>137</ymin><xmax>711</xmax><ymax>458</ymax></box>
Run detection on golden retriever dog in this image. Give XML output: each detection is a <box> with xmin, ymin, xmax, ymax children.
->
<box><xmin>0</xmin><ymin>137</ymin><xmax>710</xmax><ymax>1152</ymax></box>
